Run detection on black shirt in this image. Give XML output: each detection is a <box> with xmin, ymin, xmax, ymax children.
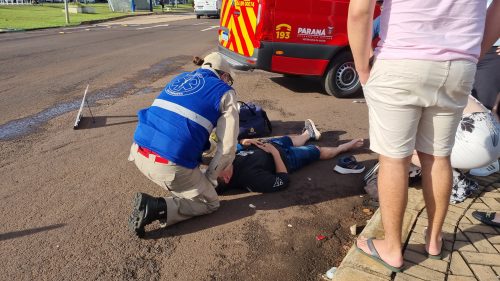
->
<box><xmin>227</xmin><ymin>145</ymin><xmax>290</xmax><ymax>193</ymax></box>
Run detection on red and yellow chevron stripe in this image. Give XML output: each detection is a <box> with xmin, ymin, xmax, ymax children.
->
<box><xmin>219</xmin><ymin>0</ymin><xmax>258</xmax><ymax>57</ymax></box>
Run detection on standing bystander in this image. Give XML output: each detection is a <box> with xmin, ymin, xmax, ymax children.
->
<box><xmin>348</xmin><ymin>0</ymin><xmax>495</xmax><ymax>272</ymax></box>
<box><xmin>159</xmin><ymin>0</ymin><xmax>164</xmax><ymax>12</ymax></box>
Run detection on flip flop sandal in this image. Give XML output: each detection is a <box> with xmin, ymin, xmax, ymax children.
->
<box><xmin>355</xmin><ymin>238</ymin><xmax>404</xmax><ymax>273</ymax></box>
<box><xmin>427</xmin><ymin>250</ymin><xmax>443</xmax><ymax>260</ymax></box>
<box><xmin>472</xmin><ymin>211</ymin><xmax>500</xmax><ymax>227</ymax></box>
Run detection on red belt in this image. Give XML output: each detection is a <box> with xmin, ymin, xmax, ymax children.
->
<box><xmin>137</xmin><ymin>146</ymin><xmax>169</xmax><ymax>164</ymax></box>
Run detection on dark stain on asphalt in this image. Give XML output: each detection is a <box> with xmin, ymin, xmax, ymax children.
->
<box><xmin>0</xmin><ymin>55</ymin><xmax>190</xmax><ymax>141</ymax></box>
<box><xmin>0</xmin><ymin>100</ymin><xmax>83</xmax><ymax>141</ymax></box>
<box><xmin>252</xmin><ymin>99</ymin><xmax>296</xmax><ymax>118</ymax></box>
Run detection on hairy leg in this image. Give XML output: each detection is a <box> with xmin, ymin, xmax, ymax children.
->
<box><xmin>357</xmin><ymin>154</ymin><xmax>410</xmax><ymax>268</ymax></box>
<box><xmin>288</xmin><ymin>131</ymin><xmax>311</xmax><ymax>147</ymax></box>
<box><xmin>418</xmin><ymin>151</ymin><xmax>452</xmax><ymax>255</ymax></box>
<box><xmin>411</xmin><ymin>151</ymin><xmax>421</xmax><ymax>167</ymax></box>
<box><xmin>318</xmin><ymin>138</ymin><xmax>364</xmax><ymax>160</ymax></box>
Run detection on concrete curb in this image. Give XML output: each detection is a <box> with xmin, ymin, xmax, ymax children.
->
<box><xmin>332</xmin><ymin>187</ymin><xmax>426</xmax><ymax>280</ymax></box>
<box><xmin>332</xmin><ymin>171</ymin><xmax>500</xmax><ymax>281</ymax></box>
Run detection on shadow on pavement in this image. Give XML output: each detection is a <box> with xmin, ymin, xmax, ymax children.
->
<box><xmin>402</xmin><ymin>218</ymin><xmax>498</xmax><ymax>272</ymax></box>
<box><xmin>269</xmin><ymin>75</ymin><xmax>365</xmax><ymax>99</ymax></box>
<box><xmin>147</xmin><ymin>169</ymin><xmax>368</xmax><ymax>239</ymax></box>
<box><xmin>270</xmin><ymin>75</ymin><xmax>325</xmax><ymax>95</ymax></box>
<box><xmin>0</xmin><ymin>223</ymin><xmax>66</xmax><ymax>242</ymax></box>
<box><xmin>76</xmin><ymin>115</ymin><xmax>137</xmax><ymax>130</ymax></box>
<box><xmin>145</xmin><ymin>123</ymin><xmax>374</xmax><ymax>239</ymax></box>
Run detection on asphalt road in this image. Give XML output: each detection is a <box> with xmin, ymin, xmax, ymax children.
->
<box><xmin>0</xmin><ymin>14</ymin><xmax>376</xmax><ymax>281</ymax></box>
<box><xmin>0</xmin><ymin>15</ymin><xmax>221</xmax><ymax>137</ymax></box>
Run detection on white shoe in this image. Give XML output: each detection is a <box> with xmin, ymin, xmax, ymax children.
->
<box><xmin>469</xmin><ymin>160</ymin><xmax>499</xmax><ymax>177</ymax></box>
<box><xmin>304</xmin><ymin>119</ymin><xmax>321</xmax><ymax>140</ymax></box>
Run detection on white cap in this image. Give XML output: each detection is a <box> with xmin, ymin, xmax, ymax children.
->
<box><xmin>201</xmin><ymin>52</ymin><xmax>234</xmax><ymax>77</ymax></box>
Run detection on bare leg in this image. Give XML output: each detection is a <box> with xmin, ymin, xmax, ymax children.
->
<box><xmin>411</xmin><ymin>151</ymin><xmax>421</xmax><ymax>167</ymax></box>
<box><xmin>357</xmin><ymin>154</ymin><xmax>410</xmax><ymax>268</ymax></box>
<box><xmin>418</xmin><ymin>151</ymin><xmax>451</xmax><ymax>255</ymax></box>
<box><xmin>288</xmin><ymin>131</ymin><xmax>311</xmax><ymax>147</ymax></box>
<box><xmin>318</xmin><ymin>147</ymin><xmax>343</xmax><ymax>160</ymax></box>
<box><xmin>318</xmin><ymin>138</ymin><xmax>364</xmax><ymax>160</ymax></box>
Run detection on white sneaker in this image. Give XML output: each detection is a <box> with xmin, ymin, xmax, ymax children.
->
<box><xmin>304</xmin><ymin>119</ymin><xmax>321</xmax><ymax>140</ymax></box>
<box><xmin>469</xmin><ymin>160</ymin><xmax>499</xmax><ymax>177</ymax></box>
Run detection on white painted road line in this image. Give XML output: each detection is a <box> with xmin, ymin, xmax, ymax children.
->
<box><xmin>201</xmin><ymin>26</ymin><xmax>219</xmax><ymax>32</ymax></box>
<box><xmin>193</xmin><ymin>22</ymin><xmax>209</xmax><ymax>26</ymax></box>
<box><xmin>136</xmin><ymin>24</ymin><xmax>170</xmax><ymax>30</ymax></box>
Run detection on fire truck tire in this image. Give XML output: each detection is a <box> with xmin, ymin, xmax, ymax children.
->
<box><xmin>323</xmin><ymin>51</ymin><xmax>362</xmax><ymax>98</ymax></box>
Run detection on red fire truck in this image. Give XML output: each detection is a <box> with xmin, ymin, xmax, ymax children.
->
<box><xmin>218</xmin><ymin>0</ymin><xmax>379</xmax><ymax>98</ymax></box>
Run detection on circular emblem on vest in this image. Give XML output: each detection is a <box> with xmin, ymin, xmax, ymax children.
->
<box><xmin>165</xmin><ymin>73</ymin><xmax>205</xmax><ymax>96</ymax></box>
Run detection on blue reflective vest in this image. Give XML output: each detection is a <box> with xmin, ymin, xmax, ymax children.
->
<box><xmin>133</xmin><ymin>68</ymin><xmax>232</xmax><ymax>169</ymax></box>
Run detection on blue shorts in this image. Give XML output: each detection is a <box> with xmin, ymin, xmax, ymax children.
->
<box><xmin>269</xmin><ymin>136</ymin><xmax>320</xmax><ymax>172</ymax></box>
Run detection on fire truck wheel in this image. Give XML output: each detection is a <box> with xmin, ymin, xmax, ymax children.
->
<box><xmin>323</xmin><ymin>51</ymin><xmax>362</xmax><ymax>98</ymax></box>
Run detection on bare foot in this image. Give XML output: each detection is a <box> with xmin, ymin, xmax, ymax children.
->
<box><xmin>493</xmin><ymin>213</ymin><xmax>500</xmax><ymax>223</ymax></box>
<box><xmin>339</xmin><ymin>138</ymin><xmax>364</xmax><ymax>152</ymax></box>
<box><xmin>356</xmin><ymin>237</ymin><xmax>404</xmax><ymax>268</ymax></box>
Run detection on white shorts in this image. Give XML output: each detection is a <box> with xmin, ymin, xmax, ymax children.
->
<box><xmin>364</xmin><ymin>59</ymin><xmax>476</xmax><ymax>158</ymax></box>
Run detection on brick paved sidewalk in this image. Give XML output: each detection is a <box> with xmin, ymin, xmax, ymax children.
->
<box><xmin>332</xmin><ymin>171</ymin><xmax>500</xmax><ymax>281</ymax></box>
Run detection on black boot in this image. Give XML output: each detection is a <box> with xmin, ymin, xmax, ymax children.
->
<box><xmin>128</xmin><ymin>192</ymin><xmax>168</xmax><ymax>238</ymax></box>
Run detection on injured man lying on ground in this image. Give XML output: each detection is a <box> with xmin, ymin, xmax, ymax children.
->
<box><xmin>215</xmin><ymin>119</ymin><xmax>364</xmax><ymax>194</ymax></box>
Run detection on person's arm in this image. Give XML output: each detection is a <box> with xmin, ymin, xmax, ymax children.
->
<box><xmin>480</xmin><ymin>0</ymin><xmax>500</xmax><ymax>59</ymax></box>
<box><xmin>205</xmin><ymin>90</ymin><xmax>239</xmax><ymax>185</ymax></box>
<box><xmin>492</xmin><ymin>92</ymin><xmax>500</xmax><ymax>121</ymax></box>
<box><xmin>348</xmin><ymin>0</ymin><xmax>377</xmax><ymax>85</ymax></box>
<box><xmin>255</xmin><ymin>142</ymin><xmax>288</xmax><ymax>174</ymax></box>
<box><xmin>236</xmin><ymin>138</ymin><xmax>263</xmax><ymax>153</ymax></box>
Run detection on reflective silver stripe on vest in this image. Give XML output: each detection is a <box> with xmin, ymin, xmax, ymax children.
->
<box><xmin>151</xmin><ymin>99</ymin><xmax>214</xmax><ymax>133</ymax></box>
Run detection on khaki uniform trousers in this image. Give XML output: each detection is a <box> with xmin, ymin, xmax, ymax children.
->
<box><xmin>128</xmin><ymin>143</ymin><xmax>220</xmax><ymax>226</ymax></box>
